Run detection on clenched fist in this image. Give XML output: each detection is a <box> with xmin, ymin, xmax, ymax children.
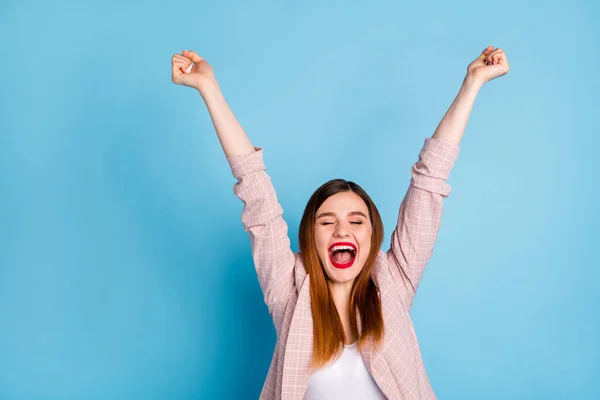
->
<box><xmin>171</xmin><ymin>50</ymin><xmax>216</xmax><ymax>91</ymax></box>
<box><xmin>467</xmin><ymin>45</ymin><xmax>510</xmax><ymax>84</ymax></box>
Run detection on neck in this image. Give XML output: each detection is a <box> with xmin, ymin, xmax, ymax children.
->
<box><xmin>327</xmin><ymin>280</ymin><xmax>353</xmax><ymax>315</ymax></box>
<box><xmin>328</xmin><ymin>279</ymin><xmax>358</xmax><ymax>344</ymax></box>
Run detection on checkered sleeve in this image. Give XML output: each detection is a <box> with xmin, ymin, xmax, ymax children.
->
<box><xmin>227</xmin><ymin>148</ymin><xmax>296</xmax><ymax>324</ymax></box>
<box><xmin>386</xmin><ymin>138</ymin><xmax>460</xmax><ymax>310</ymax></box>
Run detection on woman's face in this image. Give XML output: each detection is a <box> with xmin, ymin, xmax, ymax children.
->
<box><xmin>314</xmin><ymin>191</ymin><xmax>373</xmax><ymax>285</ymax></box>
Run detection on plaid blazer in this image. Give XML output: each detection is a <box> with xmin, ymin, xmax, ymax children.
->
<box><xmin>227</xmin><ymin>138</ymin><xmax>460</xmax><ymax>399</ymax></box>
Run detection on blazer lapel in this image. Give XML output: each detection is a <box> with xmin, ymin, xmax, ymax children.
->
<box><xmin>361</xmin><ymin>269</ymin><xmax>401</xmax><ymax>399</ymax></box>
<box><xmin>282</xmin><ymin>277</ymin><xmax>314</xmax><ymax>399</ymax></box>
<box><xmin>361</xmin><ymin>338</ymin><xmax>397</xmax><ymax>400</ymax></box>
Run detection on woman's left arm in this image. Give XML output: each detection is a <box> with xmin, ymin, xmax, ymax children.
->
<box><xmin>433</xmin><ymin>46</ymin><xmax>510</xmax><ymax>145</ymax></box>
<box><xmin>386</xmin><ymin>46</ymin><xmax>510</xmax><ymax>309</ymax></box>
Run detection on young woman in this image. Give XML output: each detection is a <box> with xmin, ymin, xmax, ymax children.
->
<box><xmin>171</xmin><ymin>46</ymin><xmax>509</xmax><ymax>399</ymax></box>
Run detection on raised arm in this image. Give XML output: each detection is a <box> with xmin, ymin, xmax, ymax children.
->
<box><xmin>387</xmin><ymin>46</ymin><xmax>510</xmax><ymax>309</ymax></box>
<box><xmin>172</xmin><ymin>49</ymin><xmax>254</xmax><ymax>157</ymax></box>
<box><xmin>171</xmin><ymin>50</ymin><xmax>296</xmax><ymax>324</ymax></box>
<box><xmin>386</xmin><ymin>138</ymin><xmax>459</xmax><ymax>310</ymax></box>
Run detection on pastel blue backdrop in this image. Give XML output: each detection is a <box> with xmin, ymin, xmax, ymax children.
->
<box><xmin>1</xmin><ymin>0</ymin><xmax>598</xmax><ymax>398</ymax></box>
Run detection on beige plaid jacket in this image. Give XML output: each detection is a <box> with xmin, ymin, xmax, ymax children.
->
<box><xmin>227</xmin><ymin>138</ymin><xmax>460</xmax><ymax>399</ymax></box>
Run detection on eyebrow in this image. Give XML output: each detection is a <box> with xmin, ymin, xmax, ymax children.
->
<box><xmin>316</xmin><ymin>211</ymin><xmax>368</xmax><ymax>220</ymax></box>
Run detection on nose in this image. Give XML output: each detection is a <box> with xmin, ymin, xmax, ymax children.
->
<box><xmin>334</xmin><ymin>223</ymin><xmax>350</xmax><ymax>238</ymax></box>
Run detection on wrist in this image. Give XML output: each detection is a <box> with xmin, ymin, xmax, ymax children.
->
<box><xmin>197</xmin><ymin>77</ymin><xmax>220</xmax><ymax>96</ymax></box>
<box><xmin>463</xmin><ymin>73</ymin><xmax>485</xmax><ymax>90</ymax></box>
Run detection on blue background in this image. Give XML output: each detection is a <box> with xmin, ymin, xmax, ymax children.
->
<box><xmin>1</xmin><ymin>0</ymin><xmax>598</xmax><ymax>398</ymax></box>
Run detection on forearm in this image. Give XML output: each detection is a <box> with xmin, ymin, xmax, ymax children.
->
<box><xmin>198</xmin><ymin>80</ymin><xmax>256</xmax><ymax>157</ymax></box>
<box><xmin>431</xmin><ymin>75</ymin><xmax>484</xmax><ymax>146</ymax></box>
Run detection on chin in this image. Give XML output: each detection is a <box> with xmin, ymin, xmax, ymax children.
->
<box><xmin>324</xmin><ymin>259</ymin><xmax>364</xmax><ymax>284</ymax></box>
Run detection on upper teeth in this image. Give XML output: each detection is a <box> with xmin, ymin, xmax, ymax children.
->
<box><xmin>330</xmin><ymin>245</ymin><xmax>355</xmax><ymax>253</ymax></box>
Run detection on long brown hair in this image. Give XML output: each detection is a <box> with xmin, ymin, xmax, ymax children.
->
<box><xmin>299</xmin><ymin>179</ymin><xmax>384</xmax><ymax>368</ymax></box>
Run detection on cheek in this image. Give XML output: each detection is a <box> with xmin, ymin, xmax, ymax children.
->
<box><xmin>314</xmin><ymin>229</ymin><xmax>329</xmax><ymax>255</ymax></box>
<box><xmin>314</xmin><ymin>228</ymin><xmax>325</xmax><ymax>246</ymax></box>
<box><xmin>359</xmin><ymin>229</ymin><xmax>373</xmax><ymax>256</ymax></box>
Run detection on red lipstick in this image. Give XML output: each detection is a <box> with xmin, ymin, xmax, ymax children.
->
<box><xmin>328</xmin><ymin>242</ymin><xmax>357</xmax><ymax>269</ymax></box>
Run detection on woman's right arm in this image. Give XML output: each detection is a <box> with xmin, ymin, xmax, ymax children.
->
<box><xmin>171</xmin><ymin>50</ymin><xmax>296</xmax><ymax>321</ymax></box>
<box><xmin>197</xmin><ymin>78</ymin><xmax>256</xmax><ymax>156</ymax></box>
<box><xmin>172</xmin><ymin>49</ymin><xmax>254</xmax><ymax>157</ymax></box>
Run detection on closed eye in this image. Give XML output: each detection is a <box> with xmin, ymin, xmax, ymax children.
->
<box><xmin>321</xmin><ymin>221</ymin><xmax>362</xmax><ymax>225</ymax></box>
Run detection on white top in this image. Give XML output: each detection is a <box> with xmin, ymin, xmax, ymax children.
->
<box><xmin>303</xmin><ymin>341</ymin><xmax>387</xmax><ymax>399</ymax></box>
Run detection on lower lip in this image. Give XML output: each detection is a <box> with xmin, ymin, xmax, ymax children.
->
<box><xmin>328</xmin><ymin>252</ymin><xmax>356</xmax><ymax>269</ymax></box>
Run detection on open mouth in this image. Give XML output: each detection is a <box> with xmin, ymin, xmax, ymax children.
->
<box><xmin>328</xmin><ymin>242</ymin><xmax>357</xmax><ymax>269</ymax></box>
